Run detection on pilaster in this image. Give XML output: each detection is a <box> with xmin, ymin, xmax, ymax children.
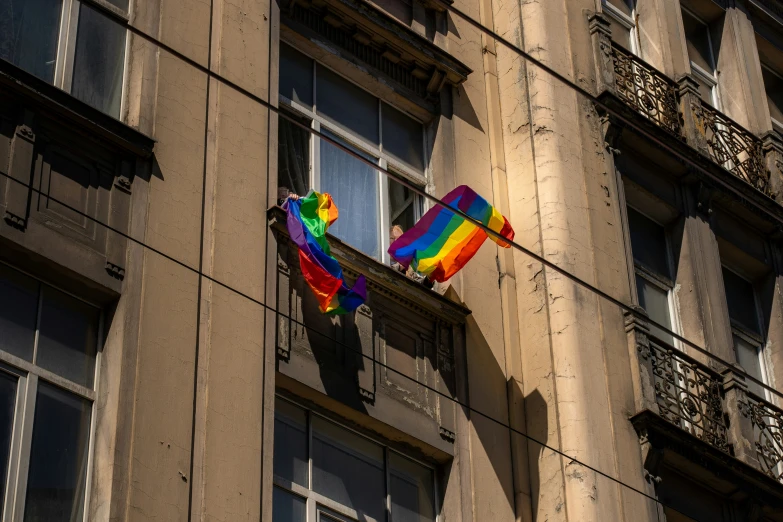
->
<box><xmin>762</xmin><ymin>131</ymin><xmax>783</xmax><ymax>199</ymax></box>
<box><xmin>677</xmin><ymin>75</ymin><xmax>709</xmax><ymax>155</ymax></box>
<box><xmin>722</xmin><ymin>366</ymin><xmax>761</xmax><ymax>468</ymax></box>
<box><xmin>588</xmin><ymin>13</ymin><xmax>616</xmax><ymax>97</ymax></box>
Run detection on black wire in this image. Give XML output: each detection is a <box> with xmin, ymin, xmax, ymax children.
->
<box><xmin>75</xmin><ymin>3</ymin><xmax>783</xmax><ymax>399</ymax></box>
<box><xmin>0</xmin><ymin>170</ymin><xmax>705</xmax><ymax>521</ymax></box>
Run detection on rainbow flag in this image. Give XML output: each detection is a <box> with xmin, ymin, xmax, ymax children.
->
<box><xmin>284</xmin><ymin>191</ymin><xmax>366</xmax><ymax>314</ymax></box>
<box><xmin>388</xmin><ymin>185</ymin><xmax>514</xmax><ymax>283</ymax></box>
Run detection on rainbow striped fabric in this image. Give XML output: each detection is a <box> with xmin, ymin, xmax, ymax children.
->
<box><xmin>285</xmin><ymin>191</ymin><xmax>366</xmax><ymax>315</ymax></box>
<box><xmin>388</xmin><ymin>185</ymin><xmax>514</xmax><ymax>283</ymax></box>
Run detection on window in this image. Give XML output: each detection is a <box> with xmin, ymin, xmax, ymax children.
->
<box><xmin>0</xmin><ymin>0</ymin><xmax>129</xmax><ymax>117</ymax></box>
<box><xmin>681</xmin><ymin>7</ymin><xmax>720</xmax><ymax>107</ymax></box>
<box><xmin>721</xmin><ymin>266</ymin><xmax>768</xmax><ymax>397</ymax></box>
<box><xmin>761</xmin><ymin>64</ymin><xmax>783</xmax><ymax>134</ymax></box>
<box><xmin>0</xmin><ymin>263</ymin><xmax>100</xmax><ymax>521</ymax></box>
<box><xmin>273</xmin><ymin>397</ymin><xmax>437</xmax><ymax>522</ymax></box>
<box><xmin>602</xmin><ymin>0</ymin><xmax>639</xmax><ymax>53</ymax></box>
<box><xmin>277</xmin><ymin>43</ymin><xmax>426</xmax><ymax>262</ymax></box>
<box><xmin>627</xmin><ymin>207</ymin><xmax>678</xmax><ymax>345</ymax></box>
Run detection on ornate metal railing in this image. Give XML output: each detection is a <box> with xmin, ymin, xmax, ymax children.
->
<box><xmin>741</xmin><ymin>394</ymin><xmax>783</xmax><ymax>481</ymax></box>
<box><xmin>648</xmin><ymin>337</ymin><xmax>730</xmax><ymax>453</ymax></box>
<box><xmin>692</xmin><ymin>103</ymin><xmax>771</xmax><ymax>197</ymax></box>
<box><xmin>611</xmin><ymin>44</ymin><xmax>680</xmax><ymax>136</ymax></box>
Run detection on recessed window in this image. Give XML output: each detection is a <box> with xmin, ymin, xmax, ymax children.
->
<box><xmin>272</xmin><ymin>397</ymin><xmax>437</xmax><ymax>522</ymax></box>
<box><xmin>681</xmin><ymin>8</ymin><xmax>720</xmax><ymax>107</ymax></box>
<box><xmin>721</xmin><ymin>266</ymin><xmax>768</xmax><ymax>397</ymax></box>
<box><xmin>0</xmin><ymin>0</ymin><xmax>129</xmax><ymax>117</ymax></box>
<box><xmin>761</xmin><ymin>65</ymin><xmax>783</xmax><ymax>132</ymax></box>
<box><xmin>627</xmin><ymin>207</ymin><xmax>677</xmax><ymax>344</ymax></box>
<box><xmin>602</xmin><ymin>0</ymin><xmax>638</xmax><ymax>53</ymax></box>
<box><xmin>277</xmin><ymin>43</ymin><xmax>426</xmax><ymax>263</ymax></box>
<box><xmin>0</xmin><ymin>263</ymin><xmax>101</xmax><ymax>520</ymax></box>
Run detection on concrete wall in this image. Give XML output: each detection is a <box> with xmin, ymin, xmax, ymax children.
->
<box><xmin>80</xmin><ymin>0</ymin><xmax>783</xmax><ymax>520</ymax></box>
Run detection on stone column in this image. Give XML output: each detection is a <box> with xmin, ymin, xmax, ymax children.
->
<box><xmin>722</xmin><ymin>365</ymin><xmax>760</xmax><ymax>469</ymax></box>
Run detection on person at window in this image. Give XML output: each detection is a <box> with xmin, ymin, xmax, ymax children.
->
<box><xmin>277</xmin><ymin>186</ymin><xmax>301</xmax><ymax>206</ymax></box>
<box><xmin>390</xmin><ymin>225</ymin><xmax>434</xmax><ymax>289</ymax></box>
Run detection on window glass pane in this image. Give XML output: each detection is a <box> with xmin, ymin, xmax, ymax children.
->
<box><xmin>312</xmin><ymin>416</ymin><xmax>385</xmax><ymax>522</ymax></box>
<box><xmin>627</xmin><ymin>208</ymin><xmax>670</xmax><ymax>278</ymax></box>
<box><xmin>682</xmin><ymin>9</ymin><xmax>714</xmax><ymax>73</ymax></box>
<box><xmin>389</xmin><ymin>177</ymin><xmax>418</xmax><ymax>233</ymax></box>
<box><xmin>605</xmin><ymin>0</ymin><xmax>633</xmax><ymax>17</ymax></box>
<box><xmin>605</xmin><ymin>13</ymin><xmax>632</xmax><ymax>50</ymax></box>
<box><xmin>390</xmin><ymin>453</ymin><xmax>435</xmax><ymax>522</ymax></box>
<box><xmin>316</xmin><ymin>65</ymin><xmax>379</xmax><ymax>145</ymax></box>
<box><xmin>70</xmin><ymin>4</ymin><xmax>126</xmax><ymax>117</ymax></box>
<box><xmin>0</xmin><ymin>371</ymin><xmax>17</xmax><ymax>516</ymax></box>
<box><xmin>636</xmin><ymin>275</ymin><xmax>673</xmax><ymax>345</ymax></box>
<box><xmin>272</xmin><ymin>487</ymin><xmax>306</xmax><ymax>522</ymax></box>
<box><xmin>277</xmin><ymin>111</ymin><xmax>311</xmax><ymax>202</ymax></box>
<box><xmin>37</xmin><ymin>287</ymin><xmax>99</xmax><ymax>388</ymax></box>
<box><xmin>734</xmin><ymin>335</ymin><xmax>765</xmax><ymax>397</ymax></box>
<box><xmin>762</xmin><ymin>66</ymin><xmax>783</xmax><ymax>124</ymax></box>
<box><xmin>722</xmin><ymin>267</ymin><xmax>761</xmax><ymax>334</ymax></box>
<box><xmin>0</xmin><ymin>0</ymin><xmax>62</xmax><ymax>83</ymax></box>
<box><xmin>0</xmin><ymin>264</ymin><xmax>39</xmax><ymax>361</ymax></box>
<box><xmin>273</xmin><ymin>399</ymin><xmax>308</xmax><ymax>488</ymax></box>
<box><xmin>692</xmin><ymin>74</ymin><xmax>715</xmax><ymax>105</ymax></box>
<box><xmin>382</xmin><ymin>104</ymin><xmax>424</xmax><ymax>171</ymax></box>
<box><xmin>320</xmin><ymin>130</ymin><xmax>380</xmax><ymax>258</ymax></box>
<box><xmin>280</xmin><ymin>44</ymin><xmax>313</xmax><ymax>108</ymax></box>
<box><xmin>24</xmin><ymin>382</ymin><xmax>91</xmax><ymax>522</ymax></box>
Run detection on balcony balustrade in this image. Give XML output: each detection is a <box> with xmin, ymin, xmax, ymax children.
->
<box><xmin>611</xmin><ymin>44</ymin><xmax>680</xmax><ymax>137</ymax></box>
<box><xmin>691</xmin><ymin>101</ymin><xmax>771</xmax><ymax>196</ymax></box>
<box><xmin>589</xmin><ymin>13</ymin><xmax>781</xmax><ymax>200</ymax></box>
<box><xmin>646</xmin><ymin>336</ymin><xmax>730</xmax><ymax>453</ymax></box>
<box><xmin>625</xmin><ymin>308</ymin><xmax>783</xmax><ymax>486</ymax></box>
<box><xmin>741</xmin><ymin>393</ymin><xmax>783</xmax><ymax>481</ymax></box>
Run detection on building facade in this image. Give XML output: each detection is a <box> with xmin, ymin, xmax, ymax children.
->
<box><xmin>2</xmin><ymin>0</ymin><xmax>783</xmax><ymax>520</ymax></box>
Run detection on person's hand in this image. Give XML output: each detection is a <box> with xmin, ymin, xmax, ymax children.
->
<box><xmin>289</xmin><ymin>193</ymin><xmax>300</xmax><ymax>201</ymax></box>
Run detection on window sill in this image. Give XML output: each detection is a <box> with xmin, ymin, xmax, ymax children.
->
<box><xmin>0</xmin><ymin>58</ymin><xmax>154</xmax><ymax>159</ymax></box>
<box><xmin>267</xmin><ymin>204</ymin><xmax>471</xmax><ymax>324</ymax></box>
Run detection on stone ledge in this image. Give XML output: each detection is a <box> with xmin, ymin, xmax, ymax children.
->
<box><xmin>267</xmin><ymin>205</ymin><xmax>472</xmax><ymax>325</ymax></box>
<box><xmin>0</xmin><ymin>58</ymin><xmax>155</xmax><ymax>159</ymax></box>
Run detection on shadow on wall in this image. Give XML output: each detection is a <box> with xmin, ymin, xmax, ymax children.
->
<box><xmin>292</xmin><ymin>274</ymin><xmax>551</xmax><ymax>521</ymax></box>
<box><xmin>460</xmin><ymin>314</ymin><xmax>548</xmax><ymax>521</ymax></box>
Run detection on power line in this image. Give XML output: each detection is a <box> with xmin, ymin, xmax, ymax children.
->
<box><xmin>79</xmin><ymin>0</ymin><xmax>783</xmax><ymax>399</ymax></box>
<box><xmin>7</xmin><ymin>1</ymin><xmax>776</xmax><ymax>517</ymax></box>
<box><xmin>0</xmin><ymin>171</ymin><xmax>705</xmax><ymax>521</ymax></box>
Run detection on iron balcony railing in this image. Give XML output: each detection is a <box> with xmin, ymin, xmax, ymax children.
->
<box><xmin>607</xmin><ymin>42</ymin><xmax>773</xmax><ymax>198</ymax></box>
<box><xmin>611</xmin><ymin>44</ymin><xmax>680</xmax><ymax>136</ymax></box>
<box><xmin>646</xmin><ymin>335</ymin><xmax>730</xmax><ymax>453</ymax></box>
<box><xmin>741</xmin><ymin>392</ymin><xmax>783</xmax><ymax>482</ymax></box>
<box><xmin>691</xmin><ymin>102</ymin><xmax>771</xmax><ymax>196</ymax></box>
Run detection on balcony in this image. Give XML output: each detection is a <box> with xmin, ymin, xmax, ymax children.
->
<box><xmin>267</xmin><ymin>205</ymin><xmax>470</xmax><ymax>455</ymax></box>
<box><xmin>589</xmin><ymin>14</ymin><xmax>783</xmax><ymax>202</ymax></box>
<box><xmin>625</xmin><ymin>309</ymin><xmax>783</xmax><ymax>511</ymax></box>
